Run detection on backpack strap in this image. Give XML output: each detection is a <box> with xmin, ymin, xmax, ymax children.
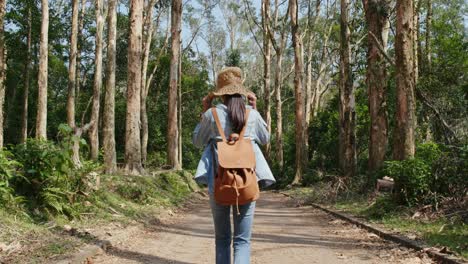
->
<box><xmin>239</xmin><ymin>109</ymin><xmax>251</xmax><ymax>139</ymax></box>
<box><xmin>211</xmin><ymin>107</ymin><xmax>227</xmax><ymax>142</ymax></box>
<box><xmin>212</xmin><ymin>107</ymin><xmax>251</xmax><ymax>141</ymax></box>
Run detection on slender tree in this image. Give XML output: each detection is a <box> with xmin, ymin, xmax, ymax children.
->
<box><xmin>261</xmin><ymin>0</ymin><xmax>272</xmax><ymax>160</ymax></box>
<box><xmin>338</xmin><ymin>0</ymin><xmax>356</xmax><ymax>178</ymax></box>
<box><xmin>425</xmin><ymin>0</ymin><xmax>432</xmax><ymax>70</ymax></box>
<box><xmin>89</xmin><ymin>0</ymin><xmax>105</xmax><ymax>160</ymax></box>
<box><xmin>290</xmin><ymin>0</ymin><xmax>306</xmax><ymax>185</ymax></box>
<box><xmin>36</xmin><ymin>0</ymin><xmax>49</xmax><ymax>139</ymax></box>
<box><xmin>393</xmin><ymin>0</ymin><xmax>416</xmax><ymax>160</ymax></box>
<box><xmin>67</xmin><ymin>0</ymin><xmax>79</xmax><ymax>129</ymax></box>
<box><xmin>0</xmin><ymin>0</ymin><xmax>6</xmax><ymax>148</ymax></box>
<box><xmin>103</xmin><ymin>0</ymin><xmax>117</xmax><ymax>173</ymax></box>
<box><xmin>141</xmin><ymin>0</ymin><xmax>158</xmax><ymax>165</ymax></box>
<box><xmin>125</xmin><ymin>0</ymin><xmax>144</xmax><ymax>174</ymax></box>
<box><xmin>266</xmin><ymin>0</ymin><xmax>288</xmax><ymax>174</ymax></box>
<box><xmin>413</xmin><ymin>0</ymin><xmax>420</xmax><ymax>84</ymax></box>
<box><xmin>167</xmin><ymin>0</ymin><xmax>182</xmax><ymax>169</ymax></box>
<box><xmin>363</xmin><ymin>0</ymin><xmax>389</xmax><ymax>172</ymax></box>
<box><xmin>21</xmin><ymin>6</ymin><xmax>33</xmax><ymax>143</ymax></box>
<box><xmin>305</xmin><ymin>0</ymin><xmax>321</xmax><ymax>131</ymax></box>
<box><xmin>76</xmin><ymin>0</ymin><xmax>87</xmax><ymax>97</ymax></box>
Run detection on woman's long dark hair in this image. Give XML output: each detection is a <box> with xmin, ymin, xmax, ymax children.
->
<box><xmin>225</xmin><ymin>94</ymin><xmax>246</xmax><ymax>133</ymax></box>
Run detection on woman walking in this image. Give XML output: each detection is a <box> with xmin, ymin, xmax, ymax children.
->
<box><xmin>192</xmin><ymin>67</ymin><xmax>275</xmax><ymax>264</ymax></box>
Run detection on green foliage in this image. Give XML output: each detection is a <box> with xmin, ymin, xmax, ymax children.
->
<box><xmin>12</xmin><ymin>138</ymin><xmax>77</xmax><ymax>216</ymax></box>
<box><xmin>225</xmin><ymin>49</ymin><xmax>241</xmax><ymax>67</ymax></box>
<box><xmin>362</xmin><ymin>195</ymin><xmax>400</xmax><ymax>219</ymax></box>
<box><xmin>0</xmin><ymin>150</ymin><xmax>22</xmax><ymax>206</ymax></box>
<box><xmin>383</xmin><ymin>158</ymin><xmax>431</xmax><ymax>205</ymax></box>
<box><xmin>382</xmin><ymin>142</ymin><xmax>466</xmax><ymax>206</ymax></box>
<box><xmin>415</xmin><ymin>142</ymin><xmax>442</xmax><ymax>165</ymax></box>
<box><xmin>431</xmin><ymin>145</ymin><xmax>468</xmax><ymax>200</ymax></box>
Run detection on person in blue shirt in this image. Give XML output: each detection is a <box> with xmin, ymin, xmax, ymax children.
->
<box><xmin>192</xmin><ymin>67</ymin><xmax>275</xmax><ymax>264</ymax></box>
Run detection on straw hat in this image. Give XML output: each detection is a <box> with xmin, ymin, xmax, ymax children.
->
<box><xmin>211</xmin><ymin>67</ymin><xmax>251</xmax><ymax>97</ymax></box>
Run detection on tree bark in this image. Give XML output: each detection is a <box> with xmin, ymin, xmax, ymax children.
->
<box><xmin>125</xmin><ymin>0</ymin><xmax>144</xmax><ymax>174</ymax></box>
<box><xmin>268</xmin><ymin>0</ymin><xmax>288</xmax><ymax>175</ymax></box>
<box><xmin>67</xmin><ymin>0</ymin><xmax>79</xmax><ymax>129</ymax></box>
<box><xmin>363</xmin><ymin>0</ymin><xmax>389</xmax><ymax>172</ymax></box>
<box><xmin>103</xmin><ymin>0</ymin><xmax>117</xmax><ymax>174</ymax></box>
<box><xmin>178</xmin><ymin>43</ymin><xmax>182</xmax><ymax>167</ymax></box>
<box><xmin>310</xmin><ymin>23</ymin><xmax>333</xmax><ymax>119</ymax></box>
<box><xmin>425</xmin><ymin>0</ymin><xmax>432</xmax><ymax>70</ymax></box>
<box><xmin>36</xmin><ymin>0</ymin><xmax>49</xmax><ymax>140</ymax></box>
<box><xmin>339</xmin><ymin>0</ymin><xmax>356</xmax><ymax>178</ymax></box>
<box><xmin>0</xmin><ymin>0</ymin><xmax>5</xmax><ymax>148</ymax></box>
<box><xmin>304</xmin><ymin>0</ymin><xmax>321</xmax><ymax>155</ymax></box>
<box><xmin>393</xmin><ymin>0</ymin><xmax>416</xmax><ymax>160</ymax></box>
<box><xmin>76</xmin><ymin>0</ymin><xmax>87</xmax><ymax>98</ymax></box>
<box><xmin>141</xmin><ymin>0</ymin><xmax>157</xmax><ymax>165</ymax></box>
<box><xmin>274</xmin><ymin>49</ymin><xmax>284</xmax><ymax>173</ymax></box>
<box><xmin>290</xmin><ymin>0</ymin><xmax>306</xmax><ymax>185</ymax></box>
<box><xmin>89</xmin><ymin>0</ymin><xmax>105</xmax><ymax>160</ymax></box>
<box><xmin>167</xmin><ymin>0</ymin><xmax>182</xmax><ymax>170</ymax></box>
<box><xmin>261</xmin><ymin>0</ymin><xmax>272</xmax><ymax>160</ymax></box>
<box><xmin>21</xmin><ymin>7</ymin><xmax>32</xmax><ymax>143</ymax></box>
<box><xmin>413</xmin><ymin>0</ymin><xmax>421</xmax><ymax>84</ymax></box>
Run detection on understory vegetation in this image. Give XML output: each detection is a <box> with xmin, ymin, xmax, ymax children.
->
<box><xmin>0</xmin><ymin>134</ymin><xmax>198</xmax><ymax>262</ymax></box>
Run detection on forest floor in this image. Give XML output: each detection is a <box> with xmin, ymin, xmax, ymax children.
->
<box><xmin>90</xmin><ymin>191</ymin><xmax>435</xmax><ymax>264</ymax></box>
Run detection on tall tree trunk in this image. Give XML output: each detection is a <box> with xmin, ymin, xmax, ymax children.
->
<box><xmin>68</xmin><ymin>0</ymin><xmax>81</xmax><ymax>166</ymax></box>
<box><xmin>304</xmin><ymin>0</ymin><xmax>321</xmax><ymax>155</ymax></box>
<box><xmin>76</xmin><ymin>0</ymin><xmax>87</xmax><ymax>99</ymax></box>
<box><xmin>103</xmin><ymin>0</ymin><xmax>117</xmax><ymax>173</ymax></box>
<box><xmin>393</xmin><ymin>0</ymin><xmax>416</xmax><ymax>160</ymax></box>
<box><xmin>261</xmin><ymin>0</ymin><xmax>272</xmax><ymax>160</ymax></box>
<box><xmin>67</xmin><ymin>0</ymin><xmax>79</xmax><ymax>129</ymax></box>
<box><xmin>274</xmin><ymin>50</ymin><xmax>284</xmax><ymax>173</ymax></box>
<box><xmin>270</xmin><ymin>0</ymin><xmax>287</xmax><ymax>175</ymax></box>
<box><xmin>178</xmin><ymin>44</ymin><xmax>182</xmax><ymax>167</ymax></box>
<box><xmin>89</xmin><ymin>0</ymin><xmax>105</xmax><ymax>160</ymax></box>
<box><xmin>141</xmin><ymin>0</ymin><xmax>157</xmax><ymax>165</ymax></box>
<box><xmin>413</xmin><ymin>0</ymin><xmax>420</xmax><ymax>84</ymax></box>
<box><xmin>167</xmin><ymin>0</ymin><xmax>182</xmax><ymax>170</ymax></box>
<box><xmin>363</xmin><ymin>0</ymin><xmax>389</xmax><ymax>172</ymax></box>
<box><xmin>310</xmin><ymin>23</ymin><xmax>333</xmax><ymax>119</ymax></box>
<box><xmin>124</xmin><ymin>0</ymin><xmax>144</xmax><ymax>174</ymax></box>
<box><xmin>339</xmin><ymin>0</ymin><xmax>356</xmax><ymax>178</ymax></box>
<box><xmin>290</xmin><ymin>0</ymin><xmax>306</xmax><ymax>185</ymax></box>
<box><xmin>425</xmin><ymin>0</ymin><xmax>432</xmax><ymax>70</ymax></box>
<box><xmin>0</xmin><ymin>0</ymin><xmax>5</xmax><ymax>148</ymax></box>
<box><xmin>21</xmin><ymin>7</ymin><xmax>32</xmax><ymax>143</ymax></box>
<box><xmin>36</xmin><ymin>0</ymin><xmax>49</xmax><ymax>139</ymax></box>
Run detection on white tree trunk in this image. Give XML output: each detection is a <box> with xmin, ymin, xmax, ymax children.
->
<box><xmin>103</xmin><ymin>0</ymin><xmax>117</xmax><ymax>173</ymax></box>
<box><xmin>36</xmin><ymin>0</ymin><xmax>49</xmax><ymax>139</ymax></box>
<box><xmin>89</xmin><ymin>0</ymin><xmax>105</xmax><ymax>160</ymax></box>
<box><xmin>124</xmin><ymin>0</ymin><xmax>144</xmax><ymax>174</ymax></box>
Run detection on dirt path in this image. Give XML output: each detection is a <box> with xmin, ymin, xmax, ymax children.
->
<box><xmin>92</xmin><ymin>192</ymin><xmax>433</xmax><ymax>264</ymax></box>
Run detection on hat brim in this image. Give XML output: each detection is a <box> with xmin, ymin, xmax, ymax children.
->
<box><xmin>211</xmin><ymin>83</ymin><xmax>251</xmax><ymax>97</ymax></box>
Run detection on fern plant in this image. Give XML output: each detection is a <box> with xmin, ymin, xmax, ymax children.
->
<box><xmin>0</xmin><ymin>150</ymin><xmax>23</xmax><ymax>208</ymax></box>
<box><xmin>13</xmin><ymin>137</ymin><xmax>77</xmax><ymax>216</ymax></box>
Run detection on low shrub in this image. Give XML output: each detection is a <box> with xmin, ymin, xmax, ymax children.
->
<box><xmin>382</xmin><ymin>142</ymin><xmax>467</xmax><ymax>206</ymax></box>
<box><xmin>12</xmin><ymin>138</ymin><xmax>78</xmax><ymax>216</ymax></box>
<box><xmin>0</xmin><ymin>150</ymin><xmax>22</xmax><ymax>207</ymax></box>
<box><xmin>432</xmin><ymin>145</ymin><xmax>467</xmax><ymax>201</ymax></box>
<box><xmin>363</xmin><ymin>195</ymin><xmax>400</xmax><ymax>219</ymax></box>
<box><xmin>383</xmin><ymin>158</ymin><xmax>431</xmax><ymax>206</ymax></box>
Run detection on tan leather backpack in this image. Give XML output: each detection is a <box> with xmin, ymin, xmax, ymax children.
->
<box><xmin>212</xmin><ymin>107</ymin><xmax>259</xmax><ymax>213</ymax></box>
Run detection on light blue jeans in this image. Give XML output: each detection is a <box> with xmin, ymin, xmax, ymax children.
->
<box><xmin>210</xmin><ymin>197</ymin><xmax>256</xmax><ymax>264</ymax></box>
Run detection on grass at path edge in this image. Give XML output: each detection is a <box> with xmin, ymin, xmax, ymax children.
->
<box><xmin>0</xmin><ymin>170</ymin><xmax>199</xmax><ymax>263</ymax></box>
<box><xmin>283</xmin><ymin>187</ymin><xmax>467</xmax><ymax>260</ymax></box>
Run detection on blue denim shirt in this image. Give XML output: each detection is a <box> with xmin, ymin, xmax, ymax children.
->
<box><xmin>192</xmin><ymin>104</ymin><xmax>276</xmax><ymax>194</ymax></box>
